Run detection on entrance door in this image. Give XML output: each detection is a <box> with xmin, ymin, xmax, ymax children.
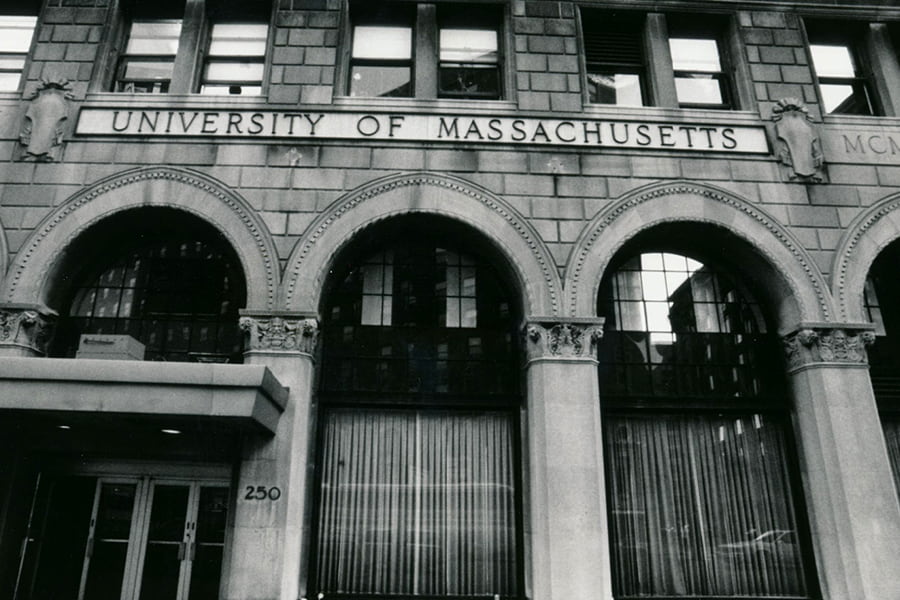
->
<box><xmin>15</xmin><ymin>474</ymin><xmax>228</xmax><ymax>600</ymax></box>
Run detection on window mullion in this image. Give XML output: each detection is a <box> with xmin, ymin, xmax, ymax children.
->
<box><xmin>169</xmin><ymin>0</ymin><xmax>206</xmax><ymax>94</ymax></box>
<box><xmin>414</xmin><ymin>3</ymin><xmax>438</xmax><ymax>99</ymax></box>
<box><xmin>644</xmin><ymin>13</ymin><xmax>678</xmax><ymax>108</ymax></box>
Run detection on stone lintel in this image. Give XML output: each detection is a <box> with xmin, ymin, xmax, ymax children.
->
<box><xmin>0</xmin><ymin>302</ymin><xmax>58</xmax><ymax>356</ymax></box>
<box><xmin>239</xmin><ymin>310</ymin><xmax>319</xmax><ymax>357</ymax></box>
<box><xmin>522</xmin><ymin>317</ymin><xmax>605</xmax><ymax>363</ymax></box>
<box><xmin>783</xmin><ymin>322</ymin><xmax>876</xmax><ymax>372</ymax></box>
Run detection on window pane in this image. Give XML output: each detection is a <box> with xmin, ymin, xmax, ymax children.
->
<box><xmin>207</xmin><ymin>23</ymin><xmax>268</xmax><ymax>56</ymax></box>
<box><xmin>669</xmin><ymin>38</ymin><xmax>722</xmax><ymax>71</ymax></box>
<box><xmin>123</xmin><ymin>60</ymin><xmax>176</xmax><ymax>81</ymax></box>
<box><xmin>125</xmin><ymin>20</ymin><xmax>182</xmax><ymax>55</ymax></box>
<box><xmin>675</xmin><ymin>75</ymin><xmax>724</xmax><ymax>105</ymax></box>
<box><xmin>587</xmin><ymin>72</ymin><xmax>644</xmax><ymax>106</ymax></box>
<box><xmin>439</xmin><ymin>65</ymin><xmax>500</xmax><ymax>98</ymax></box>
<box><xmin>809</xmin><ymin>44</ymin><xmax>856</xmax><ymax>78</ymax></box>
<box><xmin>0</xmin><ymin>71</ymin><xmax>23</xmax><ymax>91</ymax></box>
<box><xmin>819</xmin><ymin>83</ymin><xmax>857</xmax><ymax>114</ymax></box>
<box><xmin>200</xmin><ymin>84</ymin><xmax>261</xmax><ymax>95</ymax></box>
<box><xmin>350</xmin><ymin>65</ymin><xmax>411</xmax><ymax>97</ymax></box>
<box><xmin>439</xmin><ymin>29</ymin><xmax>498</xmax><ymax>63</ymax></box>
<box><xmin>203</xmin><ymin>61</ymin><xmax>264</xmax><ymax>82</ymax></box>
<box><xmin>0</xmin><ymin>15</ymin><xmax>36</xmax><ymax>52</ymax></box>
<box><xmin>352</xmin><ymin>25</ymin><xmax>411</xmax><ymax>59</ymax></box>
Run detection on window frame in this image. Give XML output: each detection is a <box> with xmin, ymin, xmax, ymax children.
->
<box><xmin>342</xmin><ymin>0</ymin><xmax>506</xmax><ymax>102</ymax></box>
<box><xmin>0</xmin><ymin>9</ymin><xmax>38</xmax><ymax>94</ymax></box>
<box><xmin>309</xmin><ymin>234</ymin><xmax>525</xmax><ymax>599</ymax></box>
<box><xmin>579</xmin><ymin>10</ymin><xmax>744</xmax><ymax>111</ymax></box>
<box><xmin>597</xmin><ymin>250</ymin><xmax>820</xmax><ymax>599</ymax></box>
<box><xmin>105</xmin><ymin>0</ymin><xmax>272</xmax><ymax>96</ymax></box>
<box><xmin>805</xmin><ymin>20</ymin><xmax>881</xmax><ymax>116</ymax></box>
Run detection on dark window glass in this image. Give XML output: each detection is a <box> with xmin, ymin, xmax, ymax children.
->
<box><xmin>581</xmin><ymin>10</ymin><xmax>646</xmax><ymax>106</ymax></box>
<box><xmin>54</xmin><ymin>234</ymin><xmax>245</xmax><ymax>363</ymax></box>
<box><xmin>863</xmin><ymin>242</ymin><xmax>900</xmax><ymax>493</ymax></box>
<box><xmin>14</xmin><ymin>475</ymin><xmax>229</xmax><ymax>600</ymax></box>
<box><xmin>438</xmin><ymin>8</ymin><xmax>501</xmax><ymax>100</ymax></box>
<box><xmin>599</xmin><ymin>252</ymin><xmax>814</xmax><ymax>598</ymax></box>
<box><xmin>807</xmin><ymin>21</ymin><xmax>877</xmax><ymax>115</ymax></box>
<box><xmin>313</xmin><ymin>236</ymin><xmax>522</xmax><ymax>598</ymax></box>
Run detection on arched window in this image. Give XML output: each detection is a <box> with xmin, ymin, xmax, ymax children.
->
<box><xmin>862</xmin><ymin>241</ymin><xmax>900</xmax><ymax>492</ymax></box>
<box><xmin>312</xmin><ymin>234</ymin><xmax>522</xmax><ymax>598</ymax></box>
<box><xmin>51</xmin><ymin>214</ymin><xmax>246</xmax><ymax>363</ymax></box>
<box><xmin>598</xmin><ymin>251</ymin><xmax>814</xmax><ymax>599</ymax></box>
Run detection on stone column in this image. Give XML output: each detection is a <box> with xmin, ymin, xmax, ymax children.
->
<box><xmin>522</xmin><ymin>318</ymin><xmax>613</xmax><ymax>600</ymax></box>
<box><xmin>222</xmin><ymin>312</ymin><xmax>319</xmax><ymax>600</ymax></box>
<box><xmin>783</xmin><ymin>324</ymin><xmax>900</xmax><ymax>600</ymax></box>
<box><xmin>0</xmin><ymin>304</ymin><xmax>56</xmax><ymax>358</ymax></box>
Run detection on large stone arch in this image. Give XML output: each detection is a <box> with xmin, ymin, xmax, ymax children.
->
<box><xmin>282</xmin><ymin>172</ymin><xmax>562</xmax><ymax>316</ymax></box>
<box><xmin>3</xmin><ymin>166</ymin><xmax>280</xmax><ymax>310</ymax></box>
<box><xmin>564</xmin><ymin>181</ymin><xmax>833</xmax><ymax>330</ymax></box>
<box><xmin>833</xmin><ymin>192</ymin><xmax>900</xmax><ymax>322</ymax></box>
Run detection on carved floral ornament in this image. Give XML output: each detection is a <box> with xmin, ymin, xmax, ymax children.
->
<box><xmin>239</xmin><ymin>313</ymin><xmax>319</xmax><ymax>355</ymax></box>
<box><xmin>523</xmin><ymin>318</ymin><xmax>605</xmax><ymax>361</ymax></box>
<box><xmin>0</xmin><ymin>304</ymin><xmax>57</xmax><ymax>355</ymax></box>
<box><xmin>782</xmin><ymin>325</ymin><xmax>876</xmax><ymax>371</ymax></box>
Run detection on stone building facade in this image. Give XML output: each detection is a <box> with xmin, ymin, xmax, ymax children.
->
<box><xmin>0</xmin><ymin>0</ymin><xmax>899</xmax><ymax>599</ymax></box>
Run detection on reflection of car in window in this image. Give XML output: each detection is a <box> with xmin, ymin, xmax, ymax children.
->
<box><xmin>717</xmin><ymin>529</ymin><xmax>798</xmax><ymax>558</ymax></box>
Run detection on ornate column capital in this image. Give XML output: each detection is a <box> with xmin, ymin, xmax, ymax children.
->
<box><xmin>0</xmin><ymin>303</ymin><xmax>57</xmax><ymax>356</ymax></box>
<box><xmin>239</xmin><ymin>311</ymin><xmax>319</xmax><ymax>357</ymax></box>
<box><xmin>783</xmin><ymin>322</ymin><xmax>875</xmax><ymax>371</ymax></box>
<box><xmin>522</xmin><ymin>317</ymin><xmax>605</xmax><ymax>363</ymax></box>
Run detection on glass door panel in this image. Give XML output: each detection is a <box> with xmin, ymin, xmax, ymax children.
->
<box><xmin>138</xmin><ymin>484</ymin><xmax>190</xmax><ymax>599</ymax></box>
<box><xmin>82</xmin><ymin>482</ymin><xmax>139</xmax><ymax>600</ymax></box>
<box><xmin>187</xmin><ymin>486</ymin><xmax>229</xmax><ymax>600</ymax></box>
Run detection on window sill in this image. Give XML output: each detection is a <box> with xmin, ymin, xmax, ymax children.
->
<box><xmin>333</xmin><ymin>95</ymin><xmax>517</xmax><ymax>114</ymax></box>
<box><xmin>582</xmin><ymin>103</ymin><xmax>765</xmax><ymax>125</ymax></box>
<box><xmin>821</xmin><ymin>113</ymin><xmax>900</xmax><ymax>127</ymax></box>
<box><xmin>83</xmin><ymin>91</ymin><xmax>271</xmax><ymax>107</ymax></box>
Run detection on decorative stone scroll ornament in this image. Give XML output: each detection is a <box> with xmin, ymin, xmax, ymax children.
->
<box><xmin>772</xmin><ymin>98</ymin><xmax>825</xmax><ymax>183</ymax></box>
<box><xmin>0</xmin><ymin>303</ymin><xmax>57</xmax><ymax>356</ymax></box>
<box><xmin>783</xmin><ymin>324</ymin><xmax>876</xmax><ymax>371</ymax></box>
<box><xmin>523</xmin><ymin>317</ymin><xmax>605</xmax><ymax>361</ymax></box>
<box><xmin>239</xmin><ymin>312</ymin><xmax>319</xmax><ymax>356</ymax></box>
<box><xmin>19</xmin><ymin>78</ymin><xmax>74</xmax><ymax>162</ymax></box>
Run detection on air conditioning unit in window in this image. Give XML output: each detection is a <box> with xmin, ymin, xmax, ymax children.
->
<box><xmin>76</xmin><ymin>334</ymin><xmax>145</xmax><ymax>361</ymax></box>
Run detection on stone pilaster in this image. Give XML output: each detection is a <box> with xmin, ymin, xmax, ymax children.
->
<box><xmin>223</xmin><ymin>312</ymin><xmax>319</xmax><ymax>600</ymax></box>
<box><xmin>782</xmin><ymin>323</ymin><xmax>900</xmax><ymax>600</ymax></box>
<box><xmin>0</xmin><ymin>304</ymin><xmax>57</xmax><ymax>357</ymax></box>
<box><xmin>521</xmin><ymin>317</ymin><xmax>613</xmax><ymax>600</ymax></box>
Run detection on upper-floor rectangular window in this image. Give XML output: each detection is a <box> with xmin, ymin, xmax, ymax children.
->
<box><xmin>806</xmin><ymin>21</ymin><xmax>878</xmax><ymax>115</ymax></box>
<box><xmin>113</xmin><ymin>0</ymin><xmax>270</xmax><ymax>95</ymax></box>
<box><xmin>347</xmin><ymin>1</ymin><xmax>503</xmax><ymax>100</ymax></box>
<box><xmin>0</xmin><ymin>10</ymin><xmax>37</xmax><ymax>92</ymax></box>
<box><xmin>581</xmin><ymin>10</ymin><xmax>737</xmax><ymax>110</ymax></box>
<box><xmin>667</xmin><ymin>19</ymin><xmax>731</xmax><ymax>109</ymax></box>
<box><xmin>117</xmin><ymin>19</ymin><xmax>183</xmax><ymax>93</ymax></box>
<box><xmin>581</xmin><ymin>11</ymin><xmax>646</xmax><ymax>106</ymax></box>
